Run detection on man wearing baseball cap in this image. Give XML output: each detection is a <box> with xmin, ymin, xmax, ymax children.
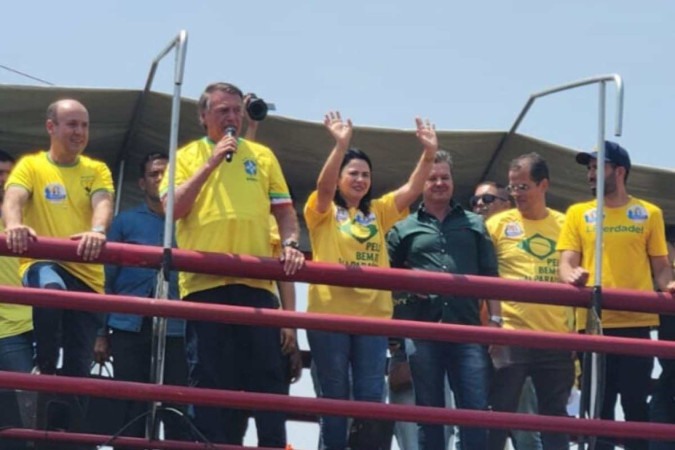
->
<box><xmin>557</xmin><ymin>141</ymin><xmax>674</xmax><ymax>450</ymax></box>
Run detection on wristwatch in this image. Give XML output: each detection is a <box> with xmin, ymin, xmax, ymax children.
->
<box><xmin>91</xmin><ymin>225</ymin><xmax>106</xmax><ymax>234</ymax></box>
<box><xmin>282</xmin><ymin>238</ymin><xmax>300</xmax><ymax>250</ymax></box>
<box><xmin>489</xmin><ymin>315</ymin><xmax>504</xmax><ymax>326</ymax></box>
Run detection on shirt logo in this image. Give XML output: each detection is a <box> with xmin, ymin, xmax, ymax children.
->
<box><xmin>517</xmin><ymin>233</ymin><xmax>557</xmax><ymax>260</ymax></box>
<box><xmin>504</xmin><ymin>222</ymin><xmax>524</xmax><ymax>237</ymax></box>
<box><xmin>627</xmin><ymin>205</ymin><xmax>648</xmax><ymax>222</ymax></box>
<box><xmin>335</xmin><ymin>207</ymin><xmax>349</xmax><ymax>223</ymax></box>
<box><xmin>336</xmin><ymin>210</ymin><xmax>378</xmax><ymax>244</ymax></box>
<box><xmin>244</xmin><ymin>159</ymin><xmax>258</xmax><ymax>177</ymax></box>
<box><xmin>583</xmin><ymin>208</ymin><xmax>598</xmax><ymax>224</ymax></box>
<box><xmin>354</xmin><ymin>211</ymin><xmax>376</xmax><ymax>226</ymax></box>
<box><xmin>339</xmin><ymin>220</ymin><xmax>378</xmax><ymax>244</ymax></box>
<box><xmin>44</xmin><ymin>183</ymin><xmax>67</xmax><ymax>203</ymax></box>
<box><xmin>80</xmin><ymin>175</ymin><xmax>95</xmax><ymax>194</ymax></box>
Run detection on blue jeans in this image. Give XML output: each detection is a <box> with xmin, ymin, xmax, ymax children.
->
<box><xmin>0</xmin><ymin>331</ymin><xmax>34</xmax><ymax>373</ymax></box>
<box><xmin>308</xmin><ymin>330</ymin><xmax>388</xmax><ymax>450</ymax></box>
<box><xmin>23</xmin><ymin>262</ymin><xmax>102</xmax><ymax>377</ymax></box>
<box><xmin>0</xmin><ymin>330</ymin><xmax>35</xmax><ymax>450</ymax></box>
<box><xmin>407</xmin><ymin>338</ymin><xmax>490</xmax><ymax>450</ymax></box>
<box><xmin>185</xmin><ymin>284</ymin><xmax>287</xmax><ymax>447</ymax></box>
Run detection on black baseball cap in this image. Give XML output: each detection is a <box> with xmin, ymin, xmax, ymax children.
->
<box><xmin>575</xmin><ymin>141</ymin><xmax>631</xmax><ymax>171</ymax></box>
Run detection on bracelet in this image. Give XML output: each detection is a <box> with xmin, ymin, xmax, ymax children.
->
<box><xmin>489</xmin><ymin>315</ymin><xmax>504</xmax><ymax>326</ymax></box>
<box><xmin>282</xmin><ymin>239</ymin><xmax>300</xmax><ymax>250</ymax></box>
<box><xmin>91</xmin><ymin>225</ymin><xmax>106</xmax><ymax>234</ymax></box>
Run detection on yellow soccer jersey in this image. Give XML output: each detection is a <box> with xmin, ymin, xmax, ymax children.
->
<box><xmin>270</xmin><ymin>215</ymin><xmax>281</xmax><ymax>258</ymax></box>
<box><xmin>0</xmin><ymin>222</ymin><xmax>32</xmax><ymax>339</ymax></box>
<box><xmin>6</xmin><ymin>151</ymin><xmax>114</xmax><ymax>293</ymax></box>
<box><xmin>304</xmin><ymin>190</ymin><xmax>408</xmax><ymax>319</ymax></box>
<box><xmin>160</xmin><ymin>138</ymin><xmax>292</xmax><ymax>298</ymax></box>
<box><xmin>557</xmin><ymin>197</ymin><xmax>668</xmax><ymax>329</ymax></box>
<box><xmin>486</xmin><ymin>208</ymin><xmax>573</xmax><ymax>333</ymax></box>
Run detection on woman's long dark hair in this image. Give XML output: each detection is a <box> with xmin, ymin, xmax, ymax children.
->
<box><xmin>334</xmin><ymin>148</ymin><xmax>373</xmax><ymax>216</ymax></box>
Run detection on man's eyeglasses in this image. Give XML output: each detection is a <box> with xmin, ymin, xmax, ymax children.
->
<box><xmin>505</xmin><ymin>183</ymin><xmax>532</xmax><ymax>194</ymax></box>
<box><xmin>470</xmin><ymin>194</ymin><xmax>508</xmax><ymax>208</ymax></box>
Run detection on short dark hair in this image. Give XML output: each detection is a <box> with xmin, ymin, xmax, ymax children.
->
<box><xmin>476</xmin><ymin>180</ymin><xmax>510</xmax><ymax>201</ymax></box>
<box><xmin>509</xmin><ymin>152</ymin><xmax>549</xmax><ymax>184</ymax></box>
<box><xmin>0</xmin><ymin>149</ymin><xmax>15</xmax><ymax>164</ymax></box>
<box><xmin>139</xmin><ymin>152</ymin><xmax>168</xmax><ymax>178</ymax></box>
<box><xmin>198</xmin><ymin>82</ymin><xmax>243</xmax><ymax>114</ymax></box>
<box><xmin>434</xmin><ymin>150</ymin><xmax>453</xmax><ymax>172</ymax></box>
<box><xmin>46</xmin><ymin>101</ymin><xmax>60</xmax><ymax>122</ymax></box>
<box><xmin>335</xmin><ymin>148</ymin><xmax>373</xmax><ymax>216</ymax></box>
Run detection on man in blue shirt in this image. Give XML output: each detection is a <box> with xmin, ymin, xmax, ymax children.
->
<box><xmin>94</xmin><ymin>152</ymin><xmax>189</xmax><ymax>445</ymax></box>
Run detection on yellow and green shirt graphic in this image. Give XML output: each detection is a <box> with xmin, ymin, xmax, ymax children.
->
<box><xmin>304</xmin><ymin>191</ymin><xmax>407</xmax><ymax>318</ymax></box>
<box><xmin>487</xmin><ymin>208</ymin><xmax>573</xmax><ymax>333</ymax></box>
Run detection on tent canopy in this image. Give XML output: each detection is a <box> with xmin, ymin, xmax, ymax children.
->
<box><xmin>1</xmin><ymin>84</ymin><xmax>673</xmax><ymax>241</ymax></box>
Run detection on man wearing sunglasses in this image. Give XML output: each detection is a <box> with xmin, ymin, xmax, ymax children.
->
<box><xmin>471</xmin><ymin>182</ymin><xmax>511</xmax><ymax>219</ymax></box>
<box><xmin>486</xmin><ymin>153</ymin><xmax>574</xmax><ymax>450</ymax></box>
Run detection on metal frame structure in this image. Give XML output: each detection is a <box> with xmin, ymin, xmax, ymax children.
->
<box><xmin>114</xmin><ymin>30</ymin><xmax>189</xmax><ymax>440</ymax></box>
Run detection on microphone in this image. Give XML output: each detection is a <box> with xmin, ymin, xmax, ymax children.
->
<box><xmin>224</xmin><ymin>126</ymin><xmax>237</xmax><ymax>163</ymax></box>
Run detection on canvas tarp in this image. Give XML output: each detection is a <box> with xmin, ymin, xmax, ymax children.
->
<box><xmin>1</xmin><ymin>84</ymin><xmax>673</xmax><ymax>240</ymax></box>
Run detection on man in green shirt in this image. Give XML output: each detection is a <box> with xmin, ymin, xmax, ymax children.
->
<box><xmin>387</xmin><ymin>150</ymin><xmax>499</xmax><ymax>450</ymax></box>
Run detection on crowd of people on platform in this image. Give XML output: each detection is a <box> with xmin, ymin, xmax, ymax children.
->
<box><xmin>0</xmin><ymin>81</ymin><xmax>673</xmax><ymax>450</ymax></box>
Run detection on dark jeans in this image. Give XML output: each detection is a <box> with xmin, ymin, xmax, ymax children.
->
<box><xmin>0</xmin><ymin>331</ymin><xmax>34</xmax><ymax>373</ymax></box>
<box><xmin>109</xmin><ymin>319</ymin><xmax>190</xmax><ymax>447</ymax></box>
<box><xmin>488</xmin><ymin>347</ymin><xmax>574</xmax><ymax>450</ymax></box>
<box><xmin>594</xmin><ymin>327</ymin><xmax>652</xmax><ymax>450</ymax></box>
<box><xmin>407</xmin><ymin>338</ymin><xmax>490</xmax><ymax>450</ymax></box>
<box><xmin>24</xmin><ymin>262</ymin><xmax>102</xmax><ymax>377</ymax></box>
<box><xmin>0</xmin><ymin>331</ymin><xmax>35</xmax><ymax>449</ymax></box>
<box><xmin>184</xmin><ymin>284</ymin><xmax>287</xmax><ymax>447</ymax></box>
<box><xmin>651</xmin><ymin>314</ymin><xmax>675</xmax><ymax>450</ymax></box>
<box><xmin>649</xmin><ymin>376</ymin><xmax>675</xmax><ymax>450</ymax></box>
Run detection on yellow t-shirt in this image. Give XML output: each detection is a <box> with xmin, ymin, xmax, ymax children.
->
<box><xmin>304</xmin><ymin>190</ymin><xmax>407</xmax><ymax>319</ymax></box>
<box><xmin>160</xmin><ymin>138</ymin><xmax>292</xmax><ymax>298</ymax></box>
<box><xmin>6</xmin><ymin>151</ymin><xmax>114</xmax><ymax>293</ymax></box>
<box><xmin>557</xmin><ymin>197</ymin><xmax>668</xmax><ymax>329</ymax></box>
<box><xmin>486</xmin><ymin>208</ymin><xmax>573</xmax><ymax>333</ymax></box>
<box><xmin>270</xmin><ymin>216</ymin><xmax>281</xmax><ymax>259</ymax></box>
<box><xmin>0</xmin><ymin>221</ymin><xmax>32</xmax><ymax>339</ymax></box>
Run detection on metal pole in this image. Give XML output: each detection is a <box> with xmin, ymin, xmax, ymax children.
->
<box><xmin>145</xmin><ymin>29</ymin><xmax>188</xmax><ymax>442</ymax></box>
<box><xmin>582</xmin><ymin>81</ymin><xmax>608</xmax><ymax>450</ymax></box>
<box><xmin>113</xmin><ymin>159</ymin><xmax>125</xmax><ymax>215</ymax></box>
<box><xmin>480</xmin><ymin>74</ymin><xmax>623</xmax><ymax>182</ymax></box>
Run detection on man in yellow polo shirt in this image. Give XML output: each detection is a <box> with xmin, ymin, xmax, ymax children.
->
<box><xmin>159</xmin><ymin>82</ymin><xmax>304</xmax><ymax>447</ymax></box>
<box><xmin>558</xmin><ymin>141</ymin><xmax>674</xmax><ymax>450</ymax></box>
<box><xmin>3</xmin><ymin>99</ymin><xmax>114</xmax><ymax>379</ymax></box>
<box><xmin>487</xmin><ymin>153</ymin><xmax>574</xmax><ymax>450</ymax></box>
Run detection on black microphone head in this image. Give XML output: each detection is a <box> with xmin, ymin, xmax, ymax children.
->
<box><xmin>224</xmin><ymin>126</ymin><xmax>237</xmax><ymax>137</ymax></box>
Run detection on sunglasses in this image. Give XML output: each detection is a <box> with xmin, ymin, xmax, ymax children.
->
<box><xmin>470</xmin><ymin>194</ymin><xmax>508</xmax><ymax>208</ymax></box>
